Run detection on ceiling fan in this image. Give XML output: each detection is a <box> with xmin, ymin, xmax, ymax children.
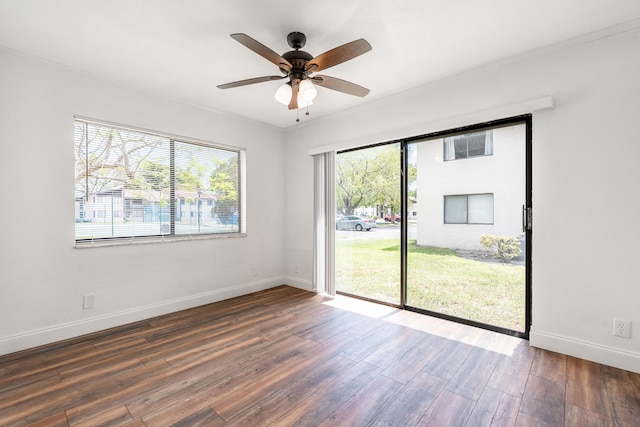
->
<box><xmin>217</xmin><ymin>32</ymin><xmax>372</xmax><ymax>113</ymax></box>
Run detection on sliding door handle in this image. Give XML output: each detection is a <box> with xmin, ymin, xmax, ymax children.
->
<box><xmin>522</xmin><ymin>205</ymin><xmax>532</xmax><ymax>232</ymax></box>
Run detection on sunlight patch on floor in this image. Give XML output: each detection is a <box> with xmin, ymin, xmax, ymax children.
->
<box><xmin>324</xmin><ymin>294</ymin><xmax>524</xmax><ymax>357</ymax></box>
<box><xmin>322</xmin><ymin>295</ymin><xmax>398</xmax><ymax>318</ymax></box>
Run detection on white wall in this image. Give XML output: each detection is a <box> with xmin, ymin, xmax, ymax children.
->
<box><xmin>0</xmin><ymin>47</ymin><xmax>286</xmax><ymax>355</ymax></box>
<box><xmin>416</xmin><ymin>125</ymin><xmax>526</xmax><ymax>251</ymax></box>
<box><xmin>284</xmin><ymin>28</ymin><xmax>640</xmax><ymax>372</ymax></box>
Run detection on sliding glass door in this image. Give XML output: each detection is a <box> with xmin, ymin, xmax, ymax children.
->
<box><xmin>332</xmin><ymin>116</ymin><xmax>531</xmax><ymax>337</ymax></box>
<box><xmin>405</xmin><ymin>120</ymin><xmax>529</xmax><ymax>334</ymax></box>
<box><xmin>335</xmin><ymin>143</ymin><xmax>401</xmax><ymax>305</ymax></box>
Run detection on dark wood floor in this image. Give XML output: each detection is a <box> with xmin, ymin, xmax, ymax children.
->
<box><xmin>1</xmin><ymin>286</ymin><xmax>639</xmax><ymax>426</ymax></box>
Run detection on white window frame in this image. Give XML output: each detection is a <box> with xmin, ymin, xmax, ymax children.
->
<box><xmin>444</xmin><ymin>193</ymin><xmax>494</xmax><ymax>224</ymax></box>
<box><xmin>74</xmin><ymin>117</ymin><xmax>246</xmax><ymax>247</ymax></box>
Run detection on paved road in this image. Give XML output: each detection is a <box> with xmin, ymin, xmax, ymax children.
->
<box><xmin>336</xmin><ymin>222</ymin><xmax>417</xmax><ymax>239</ymax></box>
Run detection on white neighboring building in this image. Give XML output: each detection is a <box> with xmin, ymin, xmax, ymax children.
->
<box><xmin>416</xmin><ymin>124</ymin><xmax>525</xmax><ymax>251</ymax></box>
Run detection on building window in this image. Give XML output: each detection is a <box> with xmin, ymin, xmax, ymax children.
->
<box><xmin>444</xmin><ymin>193</ymin><xmax>494</xmax><ymax>224</ymax></box>
<box><xmin>74</xmin><ymin>118</ymin><xmax>244</xmax><ymax>242</ymax></box>
<box><xmin>444</xmin><ymin>130</ymin><xmax>493</xmax><ymax>161</ymax></box>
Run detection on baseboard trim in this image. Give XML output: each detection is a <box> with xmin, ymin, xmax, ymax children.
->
<box><xmin>530</xmin><ymin>329</ymin><xmax>640</xmax><ymax>373</ymax></box>
<box><xmin>0</xmin><ymin>277</ymin><xmax>284</xmax><ymax>357</ymax></box>
<box><xmin>282</xmin><ymin>276</ymin><xmax>314</xmax><ymax>292</ymax></box>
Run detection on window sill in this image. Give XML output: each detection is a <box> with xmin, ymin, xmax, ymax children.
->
<box><xmin>75</xmin><ymin>232</ymin><xmax>246</xmax><ymax>249</ymax></box>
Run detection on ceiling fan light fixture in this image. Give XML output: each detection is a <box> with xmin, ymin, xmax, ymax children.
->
<box><xmin>274</xmin><ymin>83</ymin><xmax>292</xmax><ymax>105</ymax></box>
<box><xmin>299</xmin><ymin>79</ymin><xmax>317</xmax><ymax>101</ymax></box>
<box><xmin>297</xmin><ymin>92</ymin><xmax>313</xmax><ymax>108</ymax></box>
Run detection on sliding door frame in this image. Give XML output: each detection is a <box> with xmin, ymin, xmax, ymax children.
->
<box><xmin>401</xmin><ymin>114</ymin><xmax>532</xmax><ymax>339</ymax></box>
<box><xmin>335</xmin><ymin>114</ymin><xmax>532</xmax><ymax>339</ymax></box>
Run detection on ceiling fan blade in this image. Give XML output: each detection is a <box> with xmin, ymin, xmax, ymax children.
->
<box><xmin>305</xmin><ymin>39</ymin><xmax>371</xmax><ymax>73</ymax></box>
<box><xmin>311</xmin><ymin>75</ymin><xmax>370</xmax><ymax>97</ymax></box>
<box><xmin>217</xmin><ymin>75</ymin><xmax>285</xmax><ymax>89</ymax></box>
<box><xmin>230</xmin><ymin>33</ymin><xmax>292</xmax><ymax>71</ymax></box>
<box><xmin>288</xmin><ymin>83</ymin><xmax>299</xmax><ymax>110</ymax></box>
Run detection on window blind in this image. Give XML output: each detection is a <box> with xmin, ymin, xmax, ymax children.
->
<box><xmin>74</xmin><ymin>119</ymin><xmax>242</xmax><ymax>243</ymax></box>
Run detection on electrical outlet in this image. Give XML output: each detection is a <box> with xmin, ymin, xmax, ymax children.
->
<box><xmin>252</xmin><ymin>267</ymin><xmax>258</xmax><ymax>277</ymax></box>
<box><xmin>83</xmin><ymin>295</ymin><xmax>95</xmax><ymax>310</ymax></box>
<box><xmin>613</xmin><ymin>318</ymin><xmax>631</xmax><ymax>339</ymax></box>
<box><xmin>294</xmin><ymin>265</ymin><xmax>299</xmax><ymax>274</ymax></box>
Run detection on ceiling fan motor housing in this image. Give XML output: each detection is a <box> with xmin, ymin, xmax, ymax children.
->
<box><xmin>282</xmin><ymin>49</ymin><xmax>313</xmax><ymax>80</ymax></box>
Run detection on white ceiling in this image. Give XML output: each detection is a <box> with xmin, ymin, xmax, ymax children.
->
<box><xmin>2</xmin><ymin>0</ymin><xmax>640</xmax><ymax>129</ymax></box>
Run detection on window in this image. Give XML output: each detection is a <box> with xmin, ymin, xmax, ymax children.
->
<box><xmin>444</xmin><ymin>130</ymin><xmax>493</xmax><ymax>161</ymax></box>
<box><xmin>444</xmin><ymin>193</ymin><xmax>494</xmax><ymax>224</ymax></box>
<box><xmin>74</xmin><ymin>118</ymin><xmax>243</xmax><ymax>243</ymax></box>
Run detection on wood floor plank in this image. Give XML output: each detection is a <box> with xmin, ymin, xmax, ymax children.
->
<box><xmin>64</xmin><ymin>359</ymin><xmax>174</xmax><ymax>425</ymax></box>
<box><xmin>530</xmin><ymin>348</ymin><xmax>567</xmax><ymax>384</ymax></box>
<box><xmin>487</xmin><ymin>341</ymin><xmax>535</xmax><ymax>398</ymax></box>
<box><xmin>1</xmin><ymin>286</ymin><xmax>639</xmax><ymax>427</ymax></box>
<box><xmin>206</xmin><ymin>338</ymin><xmax>322</xmax><ymax>416</ymax></box>
<box><xmin>339</xmin><ymin>321</ymin><xmax>406</xmax><ymax>362</ymax></box>
<box><xmin>363</xmin><ymin>326</ymin><xmax>427</xmax><ymax>369</ymax></box>
<box><xmin>565</xmin><ymin>404</ymin><xmax>613</xmax><ymax>427</ymax></box>
<box><xmin>0</xmin><ymin>373</ymin><xmax>62</xmax><ymax>412</ymax></box>
<box><xmin>0</xmin><ymin>385</ymin><xmax>81</xmax><ymax>426</ymax></box>
<box><xmin>225</xmin><ymin>355</ymin><xmax>357</xmax><ymax>426</ymax></box>
<box><xmin>465</xmin><ymin>386</ymin><xmax>520</xmax><ymax>427</ymax></box>
<box><xmin>516</xmin><ymin>374</ymin><xmax>565</xmax><ymax>427</ymax></box>
<box><xmin>381</xmin><ymin>332</ymin><xmax>447</xmax><ymax>384</ymax></box>
<box><xmin>70</xmin><ymin>404</ymin><xmax>133</xmax><ymax>427</ymax></box>
<box><xmin>272</xmin><ymin>360</ymin><xmax>383</xmax><ymax>426</ymax></box>
<box><xmin>24</xmin><ymin>411</ymin><xmax>69</xmax><ymax>427</ymax></box>
<box><xmin>141</xmin><ymin>400</ymin><xmax>219</xmax><ymax>427</ymax></box>
<box><xmin>370</xmin><ymin>371</ymin><xmax>446</xmax><ymax>427</ymax></box>
<box><xmin>602</xmin><ymin>365</ymin><xmax>640</xmax><ymax>426</ymax></box>
<box><xmin>292</xmin><ymin>308</ymin><xmax>359</xmax><ymax>342</ymax></box>
<box><xmin>423</xmin><ymin>339</ymin><xmax>474</xmax><ymax>380</ymax></box>
<box><xmin>126</xmin><ymin>334</ymin><xmax>311</xmax><ymax>418</ymax></box>
<box><xmin>166</xmin><ymin>406</ymin><xmax>225</xmax><ymax>427</ymax></box>
<box><xmin>416</xmin><ymin>389</ymin><xmax>475</xmax><ymax>427</ymax></box>
<box><xmin>446</xmin><ymin>346</ymin><xmax>503</xmax><ymax>400</ymax></box>
<box><xmin>59</xmin><ymin>354</ymin><xmax>145</xmax><ymax>382</ymax></box>
<box><xmin>566</xmin><ymin>356</ymin><xmax>610</xmax><ymax>418</ymax></box>
<box><xmin>316</xmin><ymin>374</ymin><xmax>404</xmax><ymax>426</ymax></box>
<box><xmin>211</xmin><ymin>332</ymin><xmax>354</xmax><ymax>419</ymax></box>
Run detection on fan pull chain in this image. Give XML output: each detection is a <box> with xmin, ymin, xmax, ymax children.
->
<box><xmin>296</xmin><ymin>108</ymin><xmax>300</xmax><ymax>122</ymax></box>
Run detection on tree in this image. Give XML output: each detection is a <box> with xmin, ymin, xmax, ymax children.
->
<box><xmin>336</xmin><ymin>151</ymin><xmax>377</xmax><ymax>215</ymax></box>
<box><xmin>336</xmin><ymin>144</ymin><xmax>406</xmax><ymax>216</ymax></box>
<box><xmin>369</xmin><ymin>145</ymin><xmax>401</xmax><ymax>218</ymax></box>
<box><xmin>127</xmin><ymin>160</ymin><xmax>170</xmax><ymax>191</ymax></box>
<box><xmin>75</xmin><ymin>122</ymin><xmax>168</xmax><ymax>196</ymax></box>
<box><xmin>176</xmin><ymin>158</ymin><xmax>210</xmax><ymax>191</ymax></box>
<box><xmin>209</xmin><ymin>157</ymin><xmax>239</xmax><ymax>223</ymax></box>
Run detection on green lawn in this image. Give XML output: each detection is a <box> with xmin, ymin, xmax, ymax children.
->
<box><xmin>336</xmin><ymin>237</ymin><xmax>525</xmax><ymax>331</ymax></box>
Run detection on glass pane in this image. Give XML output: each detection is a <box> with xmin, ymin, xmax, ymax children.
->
<box><xmin>335</xmin><ymin>143</ymin><xmax>400</xmax><ymax>305</ymax></box>
<box><xmin>74</xmin><ymin>121</ymin><xmax>171</xmax><ymax>240</ymax></box>
<box><xmin>174</xmin><ymin>142</ymin><xmax>240</xmax><ymax>234</ymax></box>
<box><xmin>453</xmin><ymin>139</ymin><xmax>468</xmax><ymax>159</ymax></box>
<box><xmin>444</xmin><ymin>195</ymin><xmax>468</xmax><ymax>224</ymax></box>
<box><xmin>468</xmin><ymin>193</ymin><xmax>493</xmax><ymax>224</ymax></box>
<box><xmin>407</xmin><ymin>123</ymin><xmax>526</xmax><ymax>332</ymax></box>
<box><xmin>467</xmin><ymin>132</ymin><xmax>488</xmax><ymax>157</ymax></box>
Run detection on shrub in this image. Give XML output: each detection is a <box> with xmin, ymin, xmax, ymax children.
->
<box><xmin>480</xmin><ymin>235</ymin><xmax>522</xmax><ymax>263</ymax></box>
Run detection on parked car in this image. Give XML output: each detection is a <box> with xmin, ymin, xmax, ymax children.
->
<box><xmin>336</xmin><ymin>215</ymin><xmax>377</xmax><ymax>231</ymax></box>
<box><xmin>383</xmin><ymin>213</ymin><xmax>401</xmax><ymax>222</ymax></box>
